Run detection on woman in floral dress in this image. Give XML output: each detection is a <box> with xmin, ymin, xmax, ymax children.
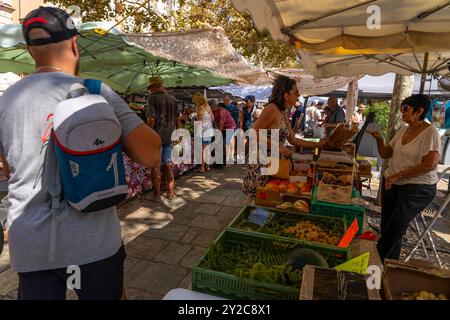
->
<box><xmin>242</xmin><ymin>75</ymin><xmax>327</xmax><ymax>202</ymax></box>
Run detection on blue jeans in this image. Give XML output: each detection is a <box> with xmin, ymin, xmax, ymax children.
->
<box><xmin>378</xmin><ymin>181</ymin><xmax>436</xmax><ymax>261</ymax></box>
<box><xmin>161</xmin><ymin>144</ymin><xmax>173</xmax><ymax>165</ymax></box>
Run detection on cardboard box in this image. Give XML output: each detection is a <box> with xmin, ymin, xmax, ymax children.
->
<box><xmin>300</xmin><ymin>265</ymin><xmax>381</xmax><ymax>300</ymax></box>
<box><xmin>382</xmin><ymin>259</ymin><xmax>450</xmax><ymax>300</ymax></box>
<box><xmin>357</xmin><ymin>160</ymin><xmax>372</xmax><ymax>177</ymax></box>
<box><xmin>316</xmin><ymin>167</ymin><xmax>354</xmax><ymax>205</ymax></box>
<box><xmin>256</xmin><ymin>177</ymin><xmax>313</xmax><ymax>208</ymax></box>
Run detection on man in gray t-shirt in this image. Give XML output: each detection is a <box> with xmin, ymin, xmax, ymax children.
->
<box><xmin>0</xmin><ymin>7</ymin><xmax>161</xmax><ymax>300</ymax></box>
<box><xmin>146</xmin><ymin>77</ymin><xmax>180</xmax><ymax>201</ymax></box>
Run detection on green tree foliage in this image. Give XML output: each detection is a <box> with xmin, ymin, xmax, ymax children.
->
<box><xmin>49</xmin><ymin>0</ymin><xmax>299</xmax><ymax>68</ymax></box>
<box><xmin>364</xmin><ymin>100</ymin><xmax>390</xmax><ymax>137</ymax></box>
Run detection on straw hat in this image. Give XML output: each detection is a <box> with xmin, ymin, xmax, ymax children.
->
<box><xmin>148</xmin><ymin>76</ymin><xmax>164</xmax><ymax>87</ymax></box>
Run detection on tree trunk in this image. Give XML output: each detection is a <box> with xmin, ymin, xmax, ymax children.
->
<box><xmin>375</xmin><ymin>74</ymin><xmax>414</xmax><ymax>205</ymax></box>
<box><xmin>346</xmin><ymin>80</ymin><xmax>359</xmax><ymax>123</ymax></box>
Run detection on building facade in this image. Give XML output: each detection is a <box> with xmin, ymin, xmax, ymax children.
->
<box><xmin>12</xmin><ymin>0</ymin><xmax>44</xmax><ymax>23</ymax></box>
<box><xmin>0</xmin><ymin>0</ymin><xmax>14</xmax><ymax>25</ymax></box>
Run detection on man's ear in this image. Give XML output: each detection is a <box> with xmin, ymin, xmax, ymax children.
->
<box><xmin>71</xmin><ymin>37</ymin><xmax>79</xmax><ymax>58</ymax></box>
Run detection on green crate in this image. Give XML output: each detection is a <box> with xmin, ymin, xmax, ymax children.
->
<box><xmin>311</xmin><ymin>186</ymin><xmax>365</xmax><ymax>235</ymax></box>
<box><xmin>192</xmin><ymin>230</ymin><xmax>349</xmax><ymax>300</ymax></box>
<box><xmin>228</xmin><ymin>205</ymin><xmax>348</xmax><ymax>248</ymax></box>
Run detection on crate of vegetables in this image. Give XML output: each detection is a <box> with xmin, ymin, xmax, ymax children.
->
<box><xmin>192</xmin><ymin>230</ymin><xmax>349</xmax><ymax>300</ymax></box>
<box><xmin>228</xmin><ymin>205</ymin><xmax>348</xmax><ymax>249</ymax></box>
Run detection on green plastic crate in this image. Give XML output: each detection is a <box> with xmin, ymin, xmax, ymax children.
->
<box><xmin>311</xmin><ymin>186</ymin><xmax>365</xmax><ymax>235</ymax></box>
<box><xmin>192</xmin><ymin>230</ymin><xmax>349</xmax><ymax>300</ymax></box>
<box><xmin>228</xmin><ymin>205</ymin><xmax>348</xmax><ymax>249</ymax></box>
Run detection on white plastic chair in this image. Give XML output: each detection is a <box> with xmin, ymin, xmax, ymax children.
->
<box><xmin>404</xmin><ymin>167</ymin><xmax>450</xmax><ymax>268</ymax></box>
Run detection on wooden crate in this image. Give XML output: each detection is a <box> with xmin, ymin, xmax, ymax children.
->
<box><xmin>300</xmin><ymin>265</ymin><xmax>381</xmax><ymax>300</ymax></box>
<box><xmin>316</xmin><ymin>162</ymin><xmax>355</xmax><ymax>205</ymax></box>
<box><xmin>316</xmin><ymin>183</ymin><xmax>353</xmax><ymax>205</ymax></box>
<box><xmin>382</xmin><ymin>259</ymin><xmax>450</xmax><ymax>300</ymax></box>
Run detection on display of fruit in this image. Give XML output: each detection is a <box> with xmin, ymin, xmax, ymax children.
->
<box><xmin>400</xmin><ymin>291</ymin><xmax>448</xmax><ymax>300</ymax></box>
<box><xmin>265</xmin><ymin>179</ymin><xmax>312</xmax><ymax>194</ymax></box>
<box><xmin>321</xmin><ymin>172</ymin><xmax>352</xmax><ymax>186</ymax></box>
<box><xmin>277</xmin><ymin>200</ymin><xmax>309</xmax><ymax>212</ymax></box>
<box><xmin>282</xmin><ymin>220</ymin><xmax>341</xmax><ymax>245</ymax></box>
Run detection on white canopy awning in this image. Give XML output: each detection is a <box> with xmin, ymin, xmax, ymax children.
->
<box><xmin>125</xmin><ymin>28</ymin><xmax>361</xmax><ymax>94</ymax></box>
<box><xmin>231</xmin><ymin>0</ymin><xmax>450</xmax><ymax>77</ymax></box>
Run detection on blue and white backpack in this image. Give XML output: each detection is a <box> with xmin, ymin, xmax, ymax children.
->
<box><xmin>50</xmin><ymin>79</ymin><xmax>128</xmax><ymax>212</ymax></box>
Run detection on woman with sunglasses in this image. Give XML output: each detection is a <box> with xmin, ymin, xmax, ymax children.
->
<box><xmin>242</xmin><ymin>75</ymin><xmax>328</xmax><ymax>202</ymax></box>
<box><xmin>368</xmin><ymin>94</ymin><xmax>440</xmax><ymax>262</ymax></box>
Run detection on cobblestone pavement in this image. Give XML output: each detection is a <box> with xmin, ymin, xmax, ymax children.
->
<box><xmin>1</xmin><ymin>165</ymin><xmax>449</xmax><ymax>300</ymax></box>
<box><xmin>0</xmin><ymin>166</ymin><xmax>249</xmax><ymax>300</ymax></box>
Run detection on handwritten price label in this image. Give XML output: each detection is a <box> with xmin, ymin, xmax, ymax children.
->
<box><xmin>334</xmin><ymin>252</ymin><xmax>370</xmax><ymax>274</ymax></box>
<box><xmin>338</xmin><ymin>218</ymin><xmax>359</xmax><ymax>248</ymax></box>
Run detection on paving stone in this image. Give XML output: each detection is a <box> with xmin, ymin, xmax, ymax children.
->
<box><xmin>125</xmin><ymin>237</ymin><xmax>169</xmax><ymax>261</ymax></box>
<box><xmin>0</xmin><ymin>268</ymin><xmax>18</xmax><ymax>296</ymax></box>
<box><xmin>123</xmin><ymin>207</ymin><xmax>167</xmax><ymax>221</ymax></box>
<box><xmin>221</xmin><ymin>196</ymin><xmax>247</xmax><ymax>208</ymax></box>
<box><xmin>192</xmin><ymin>229</ymin><xmax>221</xmax><ymax>247</ymax></box>
<box><xmin>217</xmin><ymin>206</ymin><xmax>241</xmax><ymax>222</ymax></box>
<box><xmin>209</xmin><ymin>188</ymin><xmax>241</xmax><ymax>197</ymax></box>
<box><xmin>141</xmin><ymin>223</ymin><xmax>189</xmax><ymax>242</ymax></box>
<box><xmin>125</xmin><ymin>260</ymin><xmax>154</xmax><ymax>285</ymax></box>
<box><xmin>193</xmin><ymin>203</ymin><xmax>222</xmax><ymax>215</ymax></box>
<box><xmin>125</xmin><ymin>288</ymin><xmax>163</xmax><ymax>300</ymax></box>
<box><xmin>180</xmin><ymin>247</ymin><xmax>207</xmax><ymax>269</ymax></box>
<box><xmin>124</xmin><ymin>256</ymin><xmax>142</xmax><ymax>273</ymax></box>
<box><xmin>128</xmin><ymin>263</ymin><xmax>188</xmax><ymax>295</ymax></box>
<box><xmin>121</xmin><ymin>222</ymin><xmax>151</xmax><ymax>245</ymax></box>
<box><xmin>194</xmin><ymin>194</ymin><xmax>226</xmax><ymax>204</ymax></box>
<box><xmin>172</xmin><ymin>210</ymin><xmax>195</xmax><ymax>225</ymax></box>
<box><xmin>178</xmin><ymin>272</ymin><xmax>193</xmax><ymax>290</ymax></box>
<box><xmin>154</xmin><ymin>243</ymin><xmax>192</xmax><ymax>265</ymax></box>
<box><xmin>180</xmin><ymin>227</ymin><xmax>203</xmax><ymax>243</ymax></box>
<box><xmin>189</xmin><ymin>214</ymin><xmax>228</xmax><ymax>231</ymax></box>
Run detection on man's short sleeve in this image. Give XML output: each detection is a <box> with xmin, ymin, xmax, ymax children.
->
<box><xmin>336</xmin><ymin>108</ymin><xmax>346</xmax><ymax>123</ymax></box>
<box><xmin>100</xmin><ymin>83</ymin><xmax>143</xmax><ymax>140</ymax></box>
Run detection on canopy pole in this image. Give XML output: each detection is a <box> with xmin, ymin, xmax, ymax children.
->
<box><xmin>346</xmin><ymin>80</ymin><xmax>359</xmax><ymax>123</ymax></box>
<box><xmin>419</xmin><ymin>52</ymin><xmax>430</xmax><ymax>94</ymax></box>
<box><xmin>376</xmin><ymin>74</ymin><xmax>414</xmax><ymax>204</ymax></box>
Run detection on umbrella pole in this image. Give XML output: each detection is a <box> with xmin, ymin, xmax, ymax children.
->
<box><xmin>419</xmin><ymin>52</ymin><xmax>430</xmax><ymax>94</ymax></box>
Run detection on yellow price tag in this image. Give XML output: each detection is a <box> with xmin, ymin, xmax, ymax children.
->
<box><xmin>334</xmin><ymin>252</ymin><xmax>370</xmax><ymax>274</ymax></box>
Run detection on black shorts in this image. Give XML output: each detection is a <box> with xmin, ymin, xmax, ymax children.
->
<box><xmin>17</xmin><ymin>245</ymin><xmax>126</xmax><ymax>300</ymax></box>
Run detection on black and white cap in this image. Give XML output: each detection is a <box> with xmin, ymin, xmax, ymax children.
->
<box><xmin>22</xmin><ymin>6</ymin><xmax>78</xmax><ymax>46</ymax></box>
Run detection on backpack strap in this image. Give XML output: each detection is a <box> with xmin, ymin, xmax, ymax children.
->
<box><xmin>84</xmin><ymin>79</ymin><xmax>102</xmax><ymax>95</ymax></box>
<box><xmin>45</xmin><ymin>133</ymin><xmax>66</xmax><ymax>263</ymax></box>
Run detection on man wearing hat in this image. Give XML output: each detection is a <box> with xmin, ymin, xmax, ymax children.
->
<box><xmin>146</xmin><ymin>76</ymin><xmax>179</xmax><ymax>201</ymax></box>
<box><xmin>0</xmin><ymin>6</ymin><xmax>161</xmax><ymax>299</ymax></box>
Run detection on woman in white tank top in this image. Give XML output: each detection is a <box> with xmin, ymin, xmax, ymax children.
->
<box><xmin>368</xmin><ymin>94</ymin><xmax>440</xmax><ymax>262</ymax></box>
